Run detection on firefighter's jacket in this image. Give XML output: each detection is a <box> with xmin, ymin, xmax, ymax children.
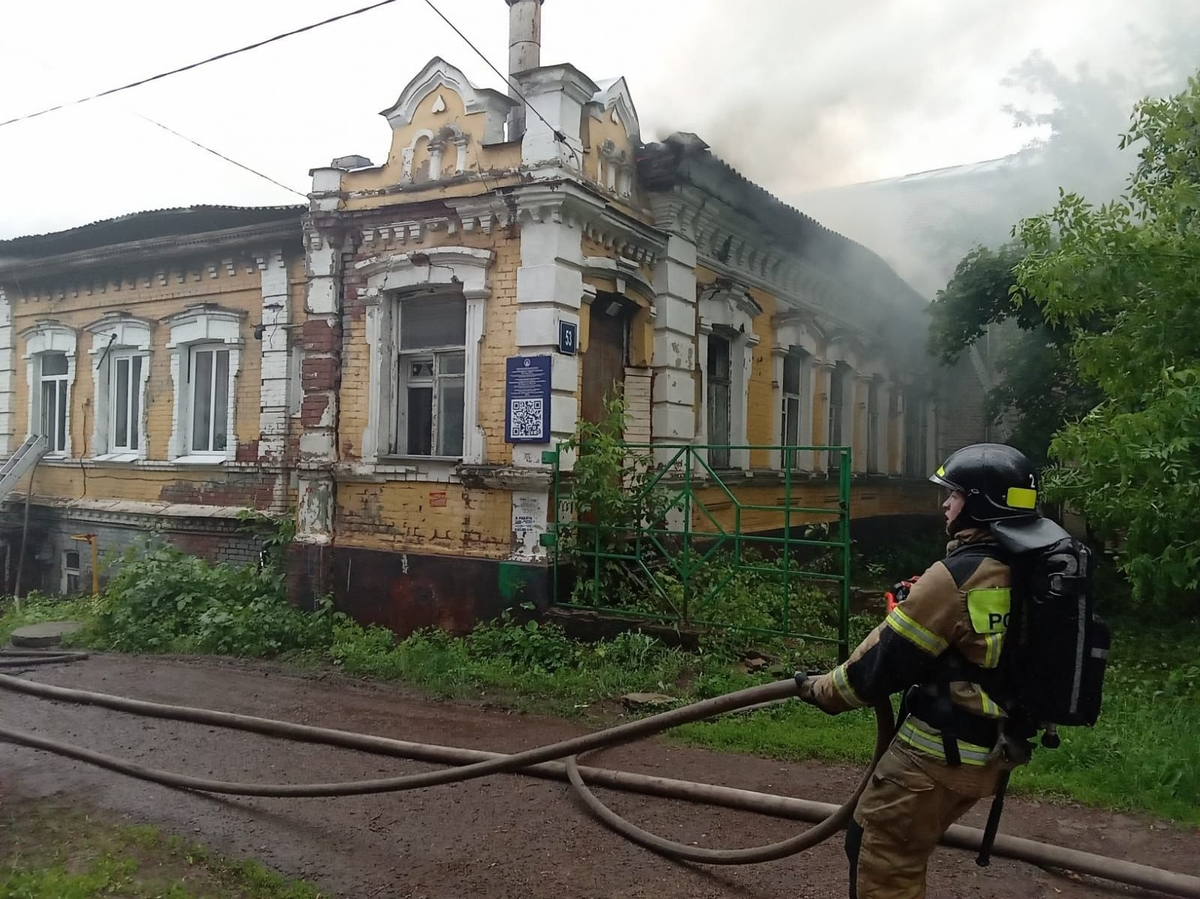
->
<box><xmin>809</xmin><ymin>528</ymin><xmax>1013</xmax><ymax>768</ymax></box>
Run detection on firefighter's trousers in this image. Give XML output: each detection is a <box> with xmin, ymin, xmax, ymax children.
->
<box><xmin>845</xmin><ymin>741</ymin><xmax>1004</xmax><ymax>898</ymax></box>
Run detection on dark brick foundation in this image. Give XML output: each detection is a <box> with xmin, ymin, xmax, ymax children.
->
<box><xmin>0</xmin><ymin>505</ymin><xmax>265</xmax><ymax>596</ymax></box>
<box><xmin>329</xmin><ymin>545</ymin><xmax>550</xmax><ymax>637</ymax></box>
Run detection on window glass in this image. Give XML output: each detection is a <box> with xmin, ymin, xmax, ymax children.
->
<box><xmin>400</xmin><ymin>296</ymin><xmax>466</xmax><ymax>349</ymax></box>
<box><xmin>42</xmin><ymin>353</ymin><xmax>68</xmax><ymax>376</ymax></box>
<box><xmin>191</xmin><ymin>350</ymin><xmax>213</xmax><ymax>452</ymax></box>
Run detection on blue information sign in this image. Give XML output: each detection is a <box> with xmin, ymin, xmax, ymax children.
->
<box><xmin>558</xmin><ymin>320</ymin><xmax>578</xmax><ymax>356</ymax></box>
<box><xmin>505</xmin><ymin>355</ymin><xmax>552</xmax><ymax>444</ymax></box>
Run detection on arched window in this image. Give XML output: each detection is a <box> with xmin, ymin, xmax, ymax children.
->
<box><xmin>21</xmin><ymin>321</ymin><xmax>77</xmax><ymax>455</ymax></box>
<box><xmin>86</xmin><ymin>314</ymin><xmax>153</xmax><ymax>459</ymax></box>
<box><xmin>163</xmin><ymin>305</ymin><xmax>245</xmax><ymax>462</ymax></box>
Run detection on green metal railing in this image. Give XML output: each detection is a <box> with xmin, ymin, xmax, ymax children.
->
<box><xmin>542</xmin><ymin>443</ymin><xmax>853</xmax><ymax>660</ymax></box>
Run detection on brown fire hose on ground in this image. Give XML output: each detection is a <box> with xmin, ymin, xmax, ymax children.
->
<box><xmin>0</xmin><ymin>657</ymin><xmax>1197</xmax><ymax>897</ymax></box>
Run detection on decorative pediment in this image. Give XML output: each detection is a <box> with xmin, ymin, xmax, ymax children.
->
<box><xmin>379</xmin><ymin>57</ymin><xmax>516</xmax><ymax>145</ymax></box>
<box><xmin>589</xmin><ymin>77</ymin><xmax>640</xmax><ymax>142</ymax></box>
<box><xmin>85</xmin><ymin>312</ymin><xmax>155</xmax><ymax>350</ymax></box>
<box><xmin>19</xmin><ymin>320</ymin><xmax>76</xmax><ymax>357</ymax></box>
<box><xmin>772</xmin><ymin>311</ymin><xmax>822</xmax><ymax>356</ymax></box>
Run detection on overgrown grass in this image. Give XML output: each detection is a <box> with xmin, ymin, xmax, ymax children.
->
<box><xmin>0</xmin><ymin>591</ymin><xmax>96</xmax><ymax>645</ymax></box>
<box><xmin>0</xmin><ymin>802</ymin><xmax>325</xmax><ymax>898</ymax></box>
<box><xmin>2</xmin><ymin>545</ymin><xmax>1197</xmax><ymax>828</ymax></box>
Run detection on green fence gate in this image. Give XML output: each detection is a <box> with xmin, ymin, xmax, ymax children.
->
<box><xmin>543</xmin><ymin>443</ymin><xmax>853</xmax><ymax>660</ymax></box>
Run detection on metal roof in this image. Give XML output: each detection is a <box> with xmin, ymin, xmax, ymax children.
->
<box><xmin>0</xmin><ymin>205</ymin><xmax>305</xmax><ymax>259</ymax></box>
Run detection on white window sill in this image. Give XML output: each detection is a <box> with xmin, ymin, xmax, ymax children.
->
<box><xmin>91</xmin><ymin>453</ymin><xmax>140</xmax><ymax>464</ymax></box>
<box><xmin>380</xmin><ymin>455</ymin><xmax>463</xmax><ymax>464</ymax></box>
<box><xmin>172</xmin><ymin>454</ymin><xmax>229</xmax><ymax>466</ymax></box>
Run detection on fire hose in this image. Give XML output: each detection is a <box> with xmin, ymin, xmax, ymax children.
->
<box><xmin>0</xmin><ymin>654</ymin><xmax>1197</xmax><ymax>897</ymax></box>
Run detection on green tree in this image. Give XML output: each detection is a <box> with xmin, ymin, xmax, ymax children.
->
<box><xmin>927</xmin><ymin>244</ymin><xmax>1099</xmax><ymax>465</ymax></box>
<box><xmin>1015</xmin><ymin>72</ymin><xmax>1200</xmax><ymax>606</ymax></box>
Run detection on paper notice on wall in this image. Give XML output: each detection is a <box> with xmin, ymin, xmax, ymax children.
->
<box><xmin>513</xmin><ymin>494</ymin><xmax>542</xmax><ymax>533</ymax></box>
<box><xmin>511</xmin><ymin>491</ymin><xmax>548</xmax><ymax>561</ymax></box>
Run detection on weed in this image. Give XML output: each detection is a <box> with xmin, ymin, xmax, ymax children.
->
<box><xmin>89</xmin><ymin>543</ymin><xmax>341</xmax><ymax>656</ymax></box>
<box><xmin>0</xmin><ymin>802</ymin><xmax>325</xmax><ymax>898</ymax></box>
<box><xmin>2</xmin><ymin>549</ymin><xmax>1196</xmax><ymax>828</ymax></box>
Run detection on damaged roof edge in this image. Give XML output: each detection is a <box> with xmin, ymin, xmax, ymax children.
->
<box><xmin>637</xmin><ymin>134</ymin><xmax>927</xmax><ymax>309</ymax></box>
<box><xmin>0</xmin><ymin>205</ymin><xmax>306</xmax><ymax>260</ymax></box>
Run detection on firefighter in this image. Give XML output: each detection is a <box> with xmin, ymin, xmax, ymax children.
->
<box><xmin>797</xmin><ymin>443</ymin><xmax>1041</xmax><ymax>899</ymax></box>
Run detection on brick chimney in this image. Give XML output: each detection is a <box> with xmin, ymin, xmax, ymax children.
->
<box><xmin>506</xmin><ymin>0</ymin><xmax>543</xmax><ymax>138</ymax></box>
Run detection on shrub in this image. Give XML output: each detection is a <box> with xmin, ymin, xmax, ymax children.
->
<box><xmin>92</xmin><ymin>543</ymin><xmax>338</xmax><ymax>656</ymax></box>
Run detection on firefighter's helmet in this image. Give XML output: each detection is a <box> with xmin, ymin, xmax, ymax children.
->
<box><xmin>930</xmin><ymin>443</ymin><xmax>1039</xmax><ymax>523</ymax></box>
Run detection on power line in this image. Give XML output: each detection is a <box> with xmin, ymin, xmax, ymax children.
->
<box><xmin>0</xmin><ymin>0</ymin><xmax>401</xmax><ymax>129</ymax></box>
<box><xmin>420</xmin><ymin>0</ymin><xmax>573</xmax><ymax>151</ymax></box>
<box><xmin>0</xmin><ymin>40</ymin><xmax>305</xmax><ymax>200</ymax></box>
<box><xmin>136</xmin><ymin>115</ymin><xmax>307</xmax><ymax>198</ymax></box>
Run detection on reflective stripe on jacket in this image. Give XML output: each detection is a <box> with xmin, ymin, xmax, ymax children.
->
<box><xmin>809</xmin><ymin>528</ymin><xmax>1012</xmax><ymax>762</ymax></box>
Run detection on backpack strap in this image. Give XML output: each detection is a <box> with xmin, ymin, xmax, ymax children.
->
<box><xmin>936</xmin><ymin>666</ymin><xmax>963</xmax><ymax>767</ymax></box>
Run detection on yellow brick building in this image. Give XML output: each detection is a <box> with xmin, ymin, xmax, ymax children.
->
<box><xmin>290</xmin><ymin>8</ymin><xmax>941</xmax><ymax>633</ymax></box>
<box><xmin>0</xmin><ymin>3</ymin><xmax>947</xmax><ymax>630</ymax></box>
<box><xmin>0</xmin><ymin>207</ymin><xmax>305</xmax><ymax>591</ymax></box>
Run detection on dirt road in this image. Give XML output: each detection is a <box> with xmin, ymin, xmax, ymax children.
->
<box><xmin>0</xmin><ymin>655</ymin><xmax>1194</xmax><ymax>898</ymax></box>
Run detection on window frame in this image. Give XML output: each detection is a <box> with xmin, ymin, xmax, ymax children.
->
<box><xmin>391</xmin><ymin>294</ymin><xmax>468</xmax><ymax>460</ymax></box>
<box><xmin>164</xmin><ymin>306</ymin><xmax>244</xmax><ymax>464</ymax></box>
<box><xmin>21</xmin><ymin>322</ymin><xmax>77</xmax><ymax>458</ymax></box>
<box><xmin>38</xmin><ymin>353</ymin><xmax>70</xmax><ymax>455</ymax></box>
<box><xmin>359</xmin><ymin>247</ymin><xmax>493</xmax><ymax>475</ymax></box>
<box><xmin>827</xmin><ymin>362</ymin><xmax>853</xmax><ymax>474</ymax></box>
<box><xmin>86</xmin><ymin>315</ymin><xmax>153</xmax><ymax>462</ymax></box>
<box><xmin>866</xmin><ymin>377</ymin><xmax>881</xmax><ymax>474</ymax></box>
<box><xmin>779</xmin><ymin>347</ymin><xmax>811</xmax><ymax>470</ymax></box>
<box><xmin>186</xmin><ymin>343</ymin><xmax>233</xmax><ymax>456</ymax></box>
<box><xmin>706</xmin><ymin>333</ymin><xmax>733</xmax><ymax>470</ymax></box>
<box><xmin>698</xmin><ymin>288</ymin><xmax>759</xmax><ymax>472</ymax></box>
<box><xmin>62</xmin><ymin>549</ymin><xmax>81</xmax><ymax>594</ymax></box>
<box><xmin>904</xmin><ymin>392</ymin><xmax>929</xmax><ymax>477</ymax></box>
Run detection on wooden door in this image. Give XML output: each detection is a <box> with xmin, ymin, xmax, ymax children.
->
<box><xmin>582</xmin><ymin>302</ymin><xmax>628</xmax><ymax>424</ymax></box>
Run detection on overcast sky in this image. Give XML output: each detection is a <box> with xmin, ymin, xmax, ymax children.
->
<box><xmin>0</xmin><ymin>0</ymin><xmax>1193</xmax><ymax>240</ymax></box>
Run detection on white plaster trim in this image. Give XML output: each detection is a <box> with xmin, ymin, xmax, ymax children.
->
<box><xmin>698</xmin><ymin>287</ymin><xmax>760</xmax><ymax>470</ymax></box>
<box><xmin>163</xmin><ymin>305</ymin><xmax>245</xmax><ymax>461</ymax></box>
<box><xmin>257</xmin><ymin>250</ymin><xmax>290</xmax><ymax>464</ymax></box>
<box><xmin>359</xmin><ymin>247</ymin><xmax>493</xmax><ymax>466</ymax></box>
<box><xmin>21</xmin><ymin>321</ymin><xmax>77</xmax><ymax>457</ymax></box>
<box><xmin>773</xmin><ymin>313</ymin><xmax>821</xmax><ymax>470</ymax></box>
<box><xmin>588</xmin><ymin>77</ymin><xmax>641</xmax><ymax>142</ymax></box>
<box><xmin>400</xmin><ymin>128</ymin><xmax>435</xmax><ymax>184</ymax></box>
<box><xmin>85</xmin><ymin>314</ymin><xmax>153</xmax><ymax>460</ymax></box>
<box><xmin>380</xmin><ymin>57</ymin><xmax>516</xmax><ymax>144</ymax></box>
<box><xmin>0</xmin><ymin>287</ymin><xmax>14</xmax><ymax>455</ymax></box>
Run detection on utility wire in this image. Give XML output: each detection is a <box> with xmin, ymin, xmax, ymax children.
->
<box><xmin>421</xmin><ymin>0</ymin><xmax>573</xmax><ymax>151</ymax></box>
<box><xmin>0</xmin><ymin>0</ymin><xmax>401</xmax><ymax>129</ymax></box>
<box><xmin>0</xmin><ymin>41</ymin><xmax>305</xmax><ymax>200</ymax></box>
<box><xmin>136</xmin><ymin>114</ymin><xmax>306</xmax><ymax>198</ymax></box>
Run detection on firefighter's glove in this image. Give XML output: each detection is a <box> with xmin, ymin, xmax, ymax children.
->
<box><xmin>794</xmin><ymin>672</ymin><xmax>821</xmax><ymax>708</ymax></box>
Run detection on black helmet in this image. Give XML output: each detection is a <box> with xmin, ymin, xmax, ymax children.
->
<box><xmin>930</xmin><ymin>443</ymin><xmax>1039</xmax><ymax>523</ymax></box>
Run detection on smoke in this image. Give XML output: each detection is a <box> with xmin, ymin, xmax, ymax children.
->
<box><xmin>786</xmin><ymin>9</ymin><xmax>1200</xmax><ymax>296</ymax></box>
<box><xmin>633</xmin><ymin>0</ymin><xmax>1199</xmax><ymax>297</ymax></box>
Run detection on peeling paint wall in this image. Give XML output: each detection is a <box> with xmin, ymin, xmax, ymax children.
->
<box><xmin>335</xmin><ymin>480</ymin><xmax>512</xmax><ymax>559</ymax></box>
<box><xmin>6</xmin><ymin>241</ymin><xmax>304</xmax><ymax>514</ymax></box>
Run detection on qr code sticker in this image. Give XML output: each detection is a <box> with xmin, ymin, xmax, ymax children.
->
<box><xmin>510</xmin><ymin>398</ymin><xmax>544</xmax><ymax>439</ymax></box>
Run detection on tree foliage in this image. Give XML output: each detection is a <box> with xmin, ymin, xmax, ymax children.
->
<box><xmin>927</xmin><ymin>244</ymin><xmax>1100</xmax><ymax>465</ymax></box>
<box><xmin>1015</xmin><ymin>73</ymin><xmax>1200</xmax><ymax>606</ymax></box>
